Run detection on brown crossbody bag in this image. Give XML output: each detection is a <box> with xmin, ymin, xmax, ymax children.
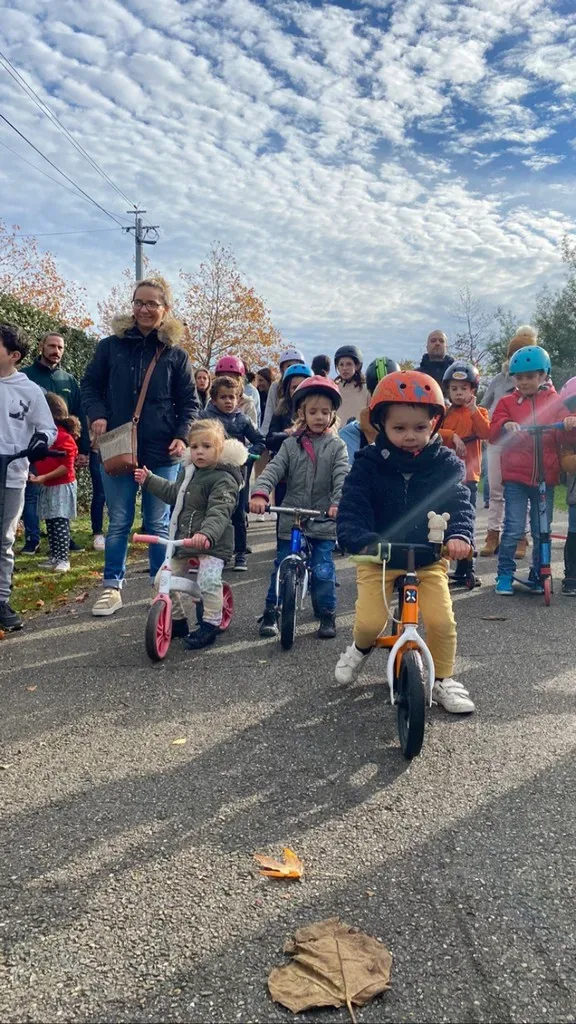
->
<box><xmin>96</xmin><ymin>347</ymin><xmax>161</xmax><ymax>476</ymax></box>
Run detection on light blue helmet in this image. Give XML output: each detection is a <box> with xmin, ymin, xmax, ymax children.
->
<box><xmin>282</xmin><ymin>363</ymin><xmax>313</xmax><ymax>392</ymax></box>
<box><xmin>509</xmin><ymin>345</ymin><xmax>551</xmax><ymax>376</ymax></box>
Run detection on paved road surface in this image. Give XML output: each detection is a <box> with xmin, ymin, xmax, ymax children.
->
<box><xmin>1</xmin><ymin>511</ymin><xmax>575</xmax><ymax>1023</ymax></box>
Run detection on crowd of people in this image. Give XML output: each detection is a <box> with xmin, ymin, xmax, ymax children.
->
<box><xmin>1</xmin><ymin>275</ymin><xmax>576</xmax><ymax>720</ymax></box>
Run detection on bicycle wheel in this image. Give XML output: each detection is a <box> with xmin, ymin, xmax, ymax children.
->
<box><xmin>396</xmin><ymin>649</ymin><xmax>426</xmax><ymax>760</ymax></box>
<box><xmin>220</xmin><ymin>583</ymin><xmax>234</xmax><ymax>631</ymax></box>
<box><xmin>280</xmin><ymin>566</ymin><xmax>299</xmax><ymax>650</ymax></box>
<box><xmin>145</xmin><ymin>599</ymin><xmax>171</xmax><ymax>662</ymax></box>
<box><xmin>544</xmin><ymin>576</ymin><xmax>552</xmax><ymax>607</ymax></box>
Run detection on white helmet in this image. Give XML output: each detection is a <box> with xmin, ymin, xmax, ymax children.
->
<box><xmin>279</xmin><ymin>348</ymin><xmax>305</xmax><ymax>366</ymax></box>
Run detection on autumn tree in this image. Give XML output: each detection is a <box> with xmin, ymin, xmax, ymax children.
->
<box><xmin>179</xmin><ymin>244</ymin><xmax>282</xmax><ymax>369</ymax></box>
<box><xmin>399</xmin><ymin>358</ymin><xmax>415</xmax><ymax>370</ymax></box>
<box><xmin>96</xmin><ymin>258</ymin><xmax>165</xmax><ymax>335</ymax></box>
<box><xmin>0</xmin><ymin>220</ymin><xmax>92</xmax><ymax>330</ymax></box>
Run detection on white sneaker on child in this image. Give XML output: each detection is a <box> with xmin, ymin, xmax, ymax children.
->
<box><xmin>432</xmin><ymin>678</ymin><xmax>475</xmax><ymax>714</ymax></box>
<box><xmin>53</xmin><ymin>560</ymin><xmax>70</xmax><ymax>572</ymax></box>
<box><xmin>335</xmin><ymin>643</ymin><xmax>371</xmax><ymax>684</ymax></box>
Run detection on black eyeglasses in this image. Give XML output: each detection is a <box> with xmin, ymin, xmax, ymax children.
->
<box><xmin>133</xmin><ymin>299</ymin><xmax>164</xmax><ymax>310</ymax></box>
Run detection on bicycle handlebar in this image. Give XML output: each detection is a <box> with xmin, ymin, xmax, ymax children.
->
<box><xmin>266</xmin><ymin>504</ymin><xmax>323</xmax><ymax>517</ymax></box>
<box><xmin>349</xmin><ymin>540</ymin><xmax>443</xmax><ymax>564</ymax></box>
<box><xmin>132</xmin><ymin>533</ymin><xmax>196</xmax><ymax>547</ymax></box>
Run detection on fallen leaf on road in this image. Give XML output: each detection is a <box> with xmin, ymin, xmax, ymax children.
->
<box><xmin>0</xmin><ymin>763</ymin><xmax>12</xmax><ymax>770</ymax></box>
<box><xmin>75</xmin><ymin>591</ymin><xmax>89</xmax><ymax>603</ymax></box>
<box><xmin>0</xmin><ymin>630</ymin><xmax>5</xmax><ymax>641</ymax></box>
<box><xmin>481</xmin><ymin>615</ymin><xmax>507</xmax><ymax>621</ymax></box>
<box><xmin>258</xmin><ymin>659</ymin><xmax>268</xmax><ymax>664</ymax></box>
<box><xmin>171</xmin><ymin>738</ymin><xmax>187</xmax><ymax>746</ymax></box>
<box><xmin>26</xmin><ymin>686</ymin><xmax>37</xmax><ymax>692</ymax></box>
<box><xmin>254</xmin><ymin>847</ymin><xmax>304</xmax><ymax>880</ymax></box>
<box><xmin>55</xmin><ymin>595</ymin><xmax>68</xmax><ymax>605</ymax></box>
<box><xmin>268</xmin><ymin>918</ymin><xmax>392</xmax><ymax>1022</ymax></box>
<box><xmin>35</xmin><ymin>599</ymin><xmax>45</xmax><ymax>608</ymax></box>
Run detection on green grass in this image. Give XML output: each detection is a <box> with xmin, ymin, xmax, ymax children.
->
<box><xmin>12</xmin><ymin>513</ymin><xmax>139</xmax><ymax>619</ymax></box>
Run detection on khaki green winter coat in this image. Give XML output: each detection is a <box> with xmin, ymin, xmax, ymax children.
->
<box><xmin>252</xmin><ymin>431</ymin><xmax>349</xmax><ymax>540</ymax></box>
<box><xmin>143</xmin><ymin>438</ymin><xmax>247</xmax><ymax>561</ymax></box>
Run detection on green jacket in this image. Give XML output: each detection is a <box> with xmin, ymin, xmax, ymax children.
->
<box><xmin>21</xmin><ymin>358</ymin><xmax>90</xmax><ymax>454</ymax></box>
<box><xmin>143</xmin><ymin>439</ymin><xmax>247</xmax><ymax>561</ymax></box>
<box><xmin>252</xmin><ymin>431</ymin><xmax>349</xmax><ymax>539</ymax></box>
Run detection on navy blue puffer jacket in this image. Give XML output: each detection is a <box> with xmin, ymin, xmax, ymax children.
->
<box><xmin>337</xmin><ymin>434</ymin><xmax>475</xmax><ymax>569</ymax></box>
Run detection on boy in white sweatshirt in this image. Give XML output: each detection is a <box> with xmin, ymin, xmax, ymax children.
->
<box><xmin>0</xmin><ymin>323</ymin><xmax>56</xmax><ymax>630</ymax></box>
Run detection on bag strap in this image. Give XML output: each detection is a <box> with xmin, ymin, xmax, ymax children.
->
<box><xmin>133</xmin><ymin>346</ymin><xmax>162</xmax><ymax>424</ymax></box>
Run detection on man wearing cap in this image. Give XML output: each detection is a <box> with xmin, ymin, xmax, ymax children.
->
<box><xmin>418</xmin><ymin>330</ymin><xmax>454</xmax><ymax>388</ymax></box>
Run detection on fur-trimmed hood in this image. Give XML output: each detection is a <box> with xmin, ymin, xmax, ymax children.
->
<box><xmin>181</xmin><ymin>437</ymin><xmax>248</xmax><ymax>470</ymax></box>
<box><xmin>110</xmin><ymin>313</ymin><xmax>185</xmax><ymax>347</ymax></box>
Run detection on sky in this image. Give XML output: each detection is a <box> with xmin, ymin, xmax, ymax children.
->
<box><xmin>1</xmin><ymin>0</ymin><xmax>575</xmax><ymax>367</ymax></box>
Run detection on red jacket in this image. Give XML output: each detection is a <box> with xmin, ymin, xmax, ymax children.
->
<box><xmin>489</xmin><ymin>385</ymin><xmax>568</xmax><ymax>487</ymax></box>
<box><xmin>35</xmin><ymin>425</ymin><xmax>78</xmax><ymax>485</ymax></box>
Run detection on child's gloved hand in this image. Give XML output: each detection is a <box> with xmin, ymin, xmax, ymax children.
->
<box><xmin>504</xmin><ymin>421</ymin><xmax>520</xmax><ymax>433</ymax></box>
<box><xmin>134</xmin><ymin>467</ymin><xmax>150</xmax><ymax>484</ymax></box>
<box><xmin>250</xmin><ymin>497</ymin><xmax>267</xmax><ymax>514</ymax></box>
<box><xmin>447</xmin><ymin>538</ymin><xmax>471</xmax><ymax>560</ymax></box>
<box><xmin>563</xmin><ymin>416</ymin><xmax>576</xmax><ymax>431</ymax></box>
<box><xmin>190</xmin><ymin>533</ymin><xmax>210</xmax><ymax>549</ymax></box>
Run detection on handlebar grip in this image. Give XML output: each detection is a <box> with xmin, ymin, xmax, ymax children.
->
<box><xmin>132</xmin><ymin>533</ymin><xmax>160</xmax><ymax>544</ymax></box>
<box><xmin>181</xmin><ymin>538</ymin><xmax>197</xmax><ymax>547</ymax></box>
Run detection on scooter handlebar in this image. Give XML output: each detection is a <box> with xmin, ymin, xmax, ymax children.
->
<box><xmin>132</xmin><ymin>533</ymin><xmax>162</xmax><ymax>544</ymax></box>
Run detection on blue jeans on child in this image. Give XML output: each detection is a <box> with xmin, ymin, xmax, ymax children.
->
<box><xmin>498</xmin><ymin>481</ymin><xmax>554</xmax><ymax>578</ymax></box>
<box><xmin>266</xmin><ymin>538</ymin><xmax>336</xmax><ymax>612</ymax></box>
<box><xmin>100</xmin><ymin>463</ymin><xmax>179</xmax><ymax>587</ymax></box>
<box><xmin>22</xmin><ymin>475</ymin><xmax>41</xmax><ymax>547</ymax></box>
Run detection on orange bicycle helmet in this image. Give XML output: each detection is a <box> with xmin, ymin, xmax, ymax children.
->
<box><xmin>369</xmin><ymin>370</ymin><xmax>446</xmax><ymax>429</ymax></box>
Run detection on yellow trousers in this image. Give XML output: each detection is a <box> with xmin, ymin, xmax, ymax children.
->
<box><xmin>353</xmin><ymin>560</ymin><xmax>456</xmax><ymax>679</ymax></box>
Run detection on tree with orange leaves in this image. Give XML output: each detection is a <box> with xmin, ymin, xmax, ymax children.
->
<box><xmin>179</xmin><ymin>244</ymin><xmax>282</xmax><ymax>370</ymax></box>
<box><xmin>0</xmin><ymin>220</ymin><xmax>92</xmax><ymax>330</ymax></box>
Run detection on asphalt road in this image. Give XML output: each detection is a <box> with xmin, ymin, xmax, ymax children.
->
<box><xmin>1</xmin><ymin>510</ymin><xmax>575</xmax><ymax>1024</ymax></box>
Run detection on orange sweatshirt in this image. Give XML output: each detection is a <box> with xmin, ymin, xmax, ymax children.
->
<box><xmin>440</xmin><ymin>403</ymin><xmax>490</xmax><ymax>482</ymax></box>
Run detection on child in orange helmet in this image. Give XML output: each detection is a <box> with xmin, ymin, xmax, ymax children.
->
<box><xmin>336</xmin><ymin>370</ymin><xmax>476</xmax><ymax>714</ymax></box>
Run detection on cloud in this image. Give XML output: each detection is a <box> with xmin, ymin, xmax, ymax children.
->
<box><xmin>1</xmin><ymin>0</ymin><xmax>575</xmax><ymax>362</ymax></box>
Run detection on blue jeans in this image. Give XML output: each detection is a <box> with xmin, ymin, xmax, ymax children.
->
<box><xmin>22</xmin><ymin>474</ymin><xmax>41</xmax><ymax>546</ymax></box>
<box><xmin>498</xmin><ymin>481</ymin><xmax>554</xmax><ymax>578</ymax></box>
<box><xmin>569</xmin><ymin>504</ymin><xmax>576</xmax><ymax>532</ymax></box>
<box><xmin>266</xmin><ymin>537</ymin><xmax>336</xmax><ymax>612</ymax></box>
<box><xmin>100</xmin><ymin>463</ymin><xmax>179</xmax><ymax>586</ymax></box>
<box><xmin>90</xmin><ymin>450</ymin><xmax>106</xmax><ymax>535</ymax></box>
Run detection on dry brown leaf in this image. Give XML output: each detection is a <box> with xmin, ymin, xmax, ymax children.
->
<box><xmin>0</xmin><ymin>763</ymin><xmax>12</xmax><ymax>770</ymax></box>
<box><xmin>254</xmin><ymin>847</ymin><xmax>304</xmax><ymax>880</ymax></box>
<box><xmin>35</xmin><ymin>599</ymin><xmax>45</xmax><ymax>608</ymax></box>
<box><xmin>75</xmin><ymin>591</ymin><xmax>89</xmax><ymax>603</ymax></box>
<box><xmin>55</xmin><ymin>594</ymin><xmax>68</xmax><ymax>605</ymax></box>
<box><xmin>0</xmin><ymin>629</ymin><xmax>5</xmax><ymax>641</ymax></box>
<box><xmin>171</xmin><ymin>738</ymin><xmax>187</xmax><ymax>746</ymax></box>
<box><xmin>268</xmin><ymin>918</ymin><xmax>392</xmax><ymax>1022</ymax></box>
<box><xmin>26</xmin><ymin>686</ymin><xmax>37</xmax><ymax>692</ymax></box>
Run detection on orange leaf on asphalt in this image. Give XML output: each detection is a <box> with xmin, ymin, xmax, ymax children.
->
<box><xmin>26</xmin><ymin>686</ymin><xmax>37</xmax><ymax>692</ymax></box>
<box><xmin>0</xmin><ymin>629</ymin><xmax>5</xmax><ymax>641</ymax></box>
<box><xmin>254</xmin><ymin>847</ymin><xmax>304</xmax><ymax>880</ymax></box>
<box><xmin>36</xmin><ymin>599</ymin><xmax>45</xmax><ymax>608</ymax></box>
<box><xmin>75</xmin><ymin>591</ymin><xmax>89</xmax><ymax>603</ymax></box>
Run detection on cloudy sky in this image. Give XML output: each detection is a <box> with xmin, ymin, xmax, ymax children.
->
<box><xmin>1</xmin><ymin>0</ymin><xmax>575</xmax><ymax>365</ymax></box>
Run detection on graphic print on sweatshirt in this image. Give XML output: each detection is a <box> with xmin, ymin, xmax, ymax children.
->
<box><xmin>8</xmin><ymin>398</ymin><xmax>31</xmax><ymax>421</ymax></box>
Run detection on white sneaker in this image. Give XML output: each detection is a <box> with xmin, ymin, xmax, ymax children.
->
<box><xmin>335</xmin><ymin>643</ymin><xmax>371</xmax><ymax>684</ymax></box>
<box><xmin>39</xmin><ymin>557</ymin><xmax>57</xmax><ymax>569</ymax></box>
<box><xmin>53</xmin><ymin>560</ymin><xmax>70</xmax><ymax>572</ymax></box>
<box><xmin>432</xmin><ymin>678</ymin><xmax>475</xmax><ymax>714</ymax></box>
<box><xmin>92</xmin><ymin>587</ymin><xmax>122</xmax><ymax>616</ymax></box>
<box><xmin>93</xmin><ymin>534</ymin><xmax>106</xmax><ymax>551</ymax></box>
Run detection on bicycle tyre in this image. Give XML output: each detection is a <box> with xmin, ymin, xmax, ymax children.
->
<box><xmin>280</xmin><ymin>566</ymin><xmax>298</xmax><ymax>650</ymax></box>
<box><xmin>544</xmin><ymin>576</ymin><xmax>552</xmax><ymax>607</ymax></box>
<box><xmin>145</xmin><ymin>599</ymin><xmax>171</xmax><ymax>662</ymax></box>
<box><xmin>396</xmin><ymin>649</ymin><xmax>426</xmax><ymax>760</ymax></box>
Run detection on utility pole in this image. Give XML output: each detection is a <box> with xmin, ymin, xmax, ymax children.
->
<box><xmin>124</xmin><ymin>209</ymin><xmax>159</xmax><ymax>281</ymax></box>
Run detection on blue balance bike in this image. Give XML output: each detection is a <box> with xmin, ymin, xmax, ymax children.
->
<box><xmin>266</xmin><ymin>504</ymin><xmax>333</xmax><ymax>650</ymax></box>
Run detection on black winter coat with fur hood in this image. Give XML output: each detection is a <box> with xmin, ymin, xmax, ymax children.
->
<box><xmin>81</xmin><ymin>315</ymin><xmax>199</xmax><ymax>468</ymax></box>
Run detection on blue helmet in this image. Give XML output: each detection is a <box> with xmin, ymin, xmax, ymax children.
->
<box><xmin>282</xmin><ymin>363</ymin><xmax>313</xmax><ymax>392</ymax></box>
<box><xmin>509</xmin><ymin>345</ymin><xmax>551</xmax><ymax>376</ymax></box>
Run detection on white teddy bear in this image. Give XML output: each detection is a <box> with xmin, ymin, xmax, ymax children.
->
<box><xmin>427</xmin><ymin>511</ymin><xmax>450</xmax><ymax>544</ymax></box>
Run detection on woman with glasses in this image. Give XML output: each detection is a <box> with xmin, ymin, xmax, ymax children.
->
<box><xmin>81</xmin><ymin>276</ymin><xmax>199</xmax><ymax>618</ymax></box>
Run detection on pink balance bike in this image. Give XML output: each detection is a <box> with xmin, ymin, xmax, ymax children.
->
<box><xmin>133</xmin><ymin>533</ymin><xmax>234</xmax><ymax>662</ymax></box>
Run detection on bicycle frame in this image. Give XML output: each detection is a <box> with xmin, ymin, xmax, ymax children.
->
<box><xmin>267</xmin><ymin>505</ymin><xmax>322</xmax><ymax>610</ymax></box>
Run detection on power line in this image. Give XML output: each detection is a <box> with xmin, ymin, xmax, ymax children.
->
<box><xmin>0</xmin><ymin>50</ymin><xmax>137</xmax><ymax>210</ymax></box>
<box><xmin>12</xmin><ymin>228</ymin><xmax>122</xmax><ymax>238</ymax></box>
<box><xmin>0</xmin><ymin>112</ymin><xmax>127</xmax><ymax>227</ymax></box>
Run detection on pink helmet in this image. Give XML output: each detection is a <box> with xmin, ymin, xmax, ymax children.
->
<box><xmin>215</xmin><ymin>356</ymin><xmax>245</xmax><ymax>376</ymax></box>
<box><xmin>292</xmin><ymin>374</ymin><xmax>342</xmax><ymax>411</ymax></box>
<box><xmin>560</xmin><ymin>376</ymin><xmax>576</xmax><ymax>412</ymax></box>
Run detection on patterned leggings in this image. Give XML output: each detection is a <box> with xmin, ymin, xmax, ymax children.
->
<box><xmin>155</xmin><ymin>554</ymin><xmax>224</xmax><ymax>626</ymax></box>
<box><xmin>46</xmin><ymin>517</ymin><xmax>70</xmax><ymax>561</ymax></box>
